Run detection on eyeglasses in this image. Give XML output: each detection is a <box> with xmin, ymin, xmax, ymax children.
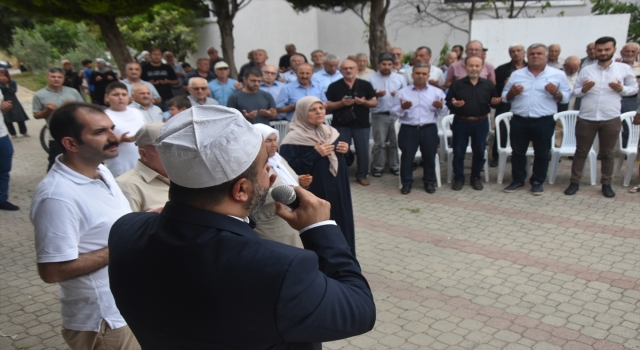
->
<box><xmin>393</xmin><ymin>53</ymin><xmax>402</xmax><ymax>56</ymax></box>
<box><xmin>341</xmin><ymin>66</ymin><xmax>357</xmax><ymax>70</ymax></box>
<box><xmin>191</xmin><ymin>87</ymin><xmax>208</xmax><ymax>91</ymax></box>
<box><xmin>263</xmin><ymin>71</ymin><xmax>277</xmax><ymax>75</ymax></box>
<box><xmin>247</xmin><ymin>79</ymin><xmax>262</xmax><ymax>84</ymax></box>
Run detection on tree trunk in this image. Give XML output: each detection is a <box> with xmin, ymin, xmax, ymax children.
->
<box><xmin>468</xmin><ymin>0</ymin><xmax>476</xmax><ymax>33</ymax></box>
<box><xmin>367</xmin><ymin>0</ymin><xmax>389</xmax><ymax>69</ymax></box>
<box><xmin>93</xmin><ymin>14</ymin><xmax>132</xmax><ymax>75</ymax></box>
<box><xmin>213</xmin><ymin>0</ymin><xmax>238</xmax><ymax>79</ymax></box>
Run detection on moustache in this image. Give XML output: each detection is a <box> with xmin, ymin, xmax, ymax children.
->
<box><xmin>104</xmin><ymin>142</ymin><xmax>119</xmax><ymax>150</ymax></box>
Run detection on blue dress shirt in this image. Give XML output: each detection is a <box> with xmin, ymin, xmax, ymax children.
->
<box><xmin>276</xmin><ymin>81</ymin><xmax>327</xmax><ymax>121</ymax></box>
<box><xmin>282</xmin><ymin>71</ymin><xmax>298</xmax><ymax>84</ymax></box>
<box><xmin>259</xmin><ymin>81</ymin><xmax>285</xmax><ymax>102</ymax></box>
<box><xmin>502</xmin><ymin>66</ymin><xmax>571</xmax><ymax>117</ymax></box>
<box><xmin>368</xmin><ymin>72</ymin><xmax>406</xmax><ymax>114</ymax></box>
<box><xmin>391</xmin><ymin>85</ymin><xmax>449</xmax><ymax>125</ymax></box>
<box><xmin>208</xmin><ymin>78</ymin><xmax>238</xmax><ymax>106</ymax></box>
<box><xmin>312</xmin><ymin>69</ymin><xmax>343</xmax><ymax>92</ymax></box>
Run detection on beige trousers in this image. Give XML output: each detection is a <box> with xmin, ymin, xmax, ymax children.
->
<box><xmin>61</xmin><ymin>321</ymin><xmax>140</xmax><ymax>350</ymax></box>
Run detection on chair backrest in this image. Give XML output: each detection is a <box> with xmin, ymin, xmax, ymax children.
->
<box><xmin>440</xmin><ymin>114</ymin><xmax>454</xmax><ymax>137</ymax></box>
<box><xmin>553</xmin><ymin>110</ymin><xmax>580</xmax><ymax>149</ymax></box>
<box><xmin>621</xmin><ymin>111</ymin><xmax>640</xmax><ymax>151</ymax></box>
<box><xmin>324</xmin><ymin>114</ymin><xmax>333</xmax><ymax>125</ymax></box>
<box><xmin>494</xmin><ymin>112</ymin><xmax>513</xmax><ymax>151</ymax></box>
<box><xmin>271</xmin><ymin>121</ymin><xmax>290</xmax><ymax>141</ymax></box>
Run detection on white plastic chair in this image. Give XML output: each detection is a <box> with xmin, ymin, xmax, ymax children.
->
<box><xmin>615</xmin><ymin>111</ymin><xmax>640</xmax><ymax>186</ymax></box>
<box><xmin>324</xmin><ymin>114</ymin><xmax>333</xmax><ymax>125</ymax></box>
<box><xmin>441</xmin><ymin>115</ymin><xmax>490</xmax><ymax>184</ymax></box>
<box><xmin>494</xmin><ymin>113</ymin><xmax>535</xmax><ymax>184</ymax></box>
<box><xmin>549</xmin><ymin>111</ymin><xmax>597</xmax><ymax>185</ymax></box>
<box><xmin>394</xmin><ymin>120</ymin><xmax>441</xmax><ymax>188</ymax></box>
<box><xmin>270</xmin><ymin>121</ymin><xmax>290</xmax><ymax>142</ymax></box>
<box><xmin>436</xmin><ymin>114</ymin><xmax>447</xmax><ymax>162</ymax></box>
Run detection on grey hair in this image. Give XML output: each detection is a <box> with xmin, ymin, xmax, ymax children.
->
<box><xmin>623</xmin><ymin>42</ymin><xmax>640</xmax><ymax>51</ymax></box>
<box><xmin>413</xmin><ymin>62</ymin><xmax>431</xmax><ymax>70</ymax></box>
<box><xmin>508</xmin><ymin>43</ymin><xmax>524</xmax><ymax>51</ymax></box>
<box><xmin>311</xmin><ymin>49</ymin><xmax>324</xmax><ymax>56</ymax></box>
<box><xmin>528</xmin><ymin>43</ymin><xmax>548</xmax><ymax>54</ymax></box>
<box><xmin>188</xmin><ymin>77</ymin><xmax>207</xmax><ymax>88</ymax></box>
<box><xmin>355</xmin><ymin>53</ymin><xmax>368</xmax><ymax>60</ymax></box>
<box><xmin>324</xmin><ymin>54</ymin><xmax>340</xmax><ymax>63</ymax></box>
<box><xmin>467</xmin><ymin>40</ymin><xmax>484</xmax><ymax>49</ymax></box>
<box><xmin>445</xmin><ymin>51</ymin><xmax>458</xmax><ymax>59</ymax></box>
<box><xmin>289</xmin><ymin>54</ymin><xmax>304</xmax><ymax>65</ymax></box>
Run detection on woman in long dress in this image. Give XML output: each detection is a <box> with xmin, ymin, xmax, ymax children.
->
<box><xmin>250</xmin><ymin>124</ymin><xmax>312</xmax><ymax>248</ymax></box>
<box><xmin>279</xmin><ymin>96</ymin><xmax>356</xmax><ymax>256</ymax></box>
<box><xmin>0</xmin><ymin>69</ymin><xmax>29</xmax><ymax>137</ymax></box>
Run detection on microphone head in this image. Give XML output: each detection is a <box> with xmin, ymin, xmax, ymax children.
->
<box><xmin>271</xmin><ymin>185</ymin><xmax>296</xmax><ymax>205</ymax></box>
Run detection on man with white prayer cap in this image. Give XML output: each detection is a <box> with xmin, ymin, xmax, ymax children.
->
<box><xmin>108</xmin><ymin>105</ymin><xmax>376</xmax><ymax>350</ymax></box>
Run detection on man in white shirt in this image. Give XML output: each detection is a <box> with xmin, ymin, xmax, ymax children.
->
<box><xmin>130</xmin><ymin>84</ymin><xmax>164</xmax><ymax>123</ymax></box>
<box><xmin>121</xmin><ymin>62</ymin><xmax>161</xmax><ymax>105</ymax></box>
<box><xmin>368</xmin><ymin>52</ymin><xmax>406</xmax><ymax>177</ymax></box>
<box><xmin>103</xmin><ymin>82</ymin><xmax>146</xmax><ymax>177</ymax></box>
<box><xmin>502</xmin><ymin>43</ymin><xmax>571</xmax><ymax>195</ymax></box>
<box><xmin>30</xmin><ymin>102</ymin><xmax>140</xmax><ymax>350</ymax></box>
<box><xmin>391</xmin><ymin>62</ymin><xmax>449</xmax><ymax>195</ymax></box>
<box><xmin>547</xmin><ymin>44</ymin><xmax>564</xmax><ymax>70</ymax></box>
<box><xmin>403</xmin><ymin>46</ymin><xmax>445</xmax><ymax>88</ymax></box>
<box><xmin>564</xmin><ymin>37</ymin><xmax>638</xmax><ymax>198</ymax></box>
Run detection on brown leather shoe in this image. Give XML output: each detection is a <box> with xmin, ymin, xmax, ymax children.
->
<box><xmin>357</xmin><ymin>178</ymin><xmax>370</xmax><ymax>186</ymax></box>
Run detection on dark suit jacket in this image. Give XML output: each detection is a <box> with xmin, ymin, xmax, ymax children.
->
<box><xmin>108</xmin><ymin>202</ymin><xmax>375</xmax><ymax>350</ymax></box>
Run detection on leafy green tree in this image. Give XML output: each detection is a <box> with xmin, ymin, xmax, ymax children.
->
<box><xmin>591</xmin><ymin>0</ymin><xmax>640</xmax><ymax>42</ymax></box>
<box><xmin>9</xmin><ymin>28</ymin><xmax>51</xmax><ymax>72</ymax></box>
<box><xmin>0</xmin><ymin>0</ymin><xmax>177</xmax><ymax>74</ymax></box>
<box><xmin>285</xmin><ymin>0</ymin><xmax>390</xmax><ymax>68</ymax></box>
<box><xmin>119</xmin><ymin>3</ymin><xmax>202</xmax><ymax>62</ymax></box>
<box><xmin>0</xmin><ymin>3</ymin><xmax>50</xmax><ymax>52</ymax></box>
<box><xmin>64</xmin><ymin>23</ymin><xmax>111</xmax><ymax>72</ymax></box>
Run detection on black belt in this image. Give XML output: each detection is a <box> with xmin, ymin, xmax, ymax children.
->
<box><xmin>623</xmin><ymin>94</ymin><xmax>638</xmax><ymax>99</ymax></box>
<box><xmin>455</xmin><ymin>115</ymin><xmax>488</xmax><ymax>121</ymax></box>
<box><xmin>513</xmin><ymin>114</ymin><xmax>553</xmax><ymax>119</ymax></box>
<box><xmin>402</xmin><ymin>123</ymin><xmax>435</xmax><ymax>129</ymax></box>
<box><xmin>374</xmin><ymin>111</ymin><xmax>391</xmax><ymax>115</ymax></box>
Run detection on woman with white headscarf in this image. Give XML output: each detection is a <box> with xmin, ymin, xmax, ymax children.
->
<box><xmin>250</xmin><ymin>124</ymin><xmax>312</xmax><ymax>248</ymax></box>
<box><xmin>279</xmin><ymin>96</ymin><xmax>356</xmax><ymax>256</ymax></box>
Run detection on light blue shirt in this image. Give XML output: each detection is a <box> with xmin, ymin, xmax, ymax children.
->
<box><xmin>502</xmin><ymin>65</ymin><xmax>570</xmax><ymax>117</ymax></box>
<box><xmin>208</xmin><ymin>78</ymin><xmax>238</xmax><ymax>106</ymax></box>
<box><xmin>368</xmin><ymin>72</ymin><xmax>406</xmax><ymax>113</ymax></box>
<box><xmin>312</xmin><ymin>69</ymin><xmax>343</xmax><ymax>92</ymax></box>
<box><xmin>391</xmin><ymin>85</ymin><xmax>448</xmax><ymax>125</ymax></box>
<box><xmin>121</xmin><ymin>79</ymin><xmax>161</xmax><ymax>101</ymax></box>
<box><xmin>276</xmin><ymin>81</ymin><xmax>327</xmax><ymax>121</ymax></box>
<box><xmin>259</xmin><ymin>81</ymin><xmax>285</xmax><ymax>102</ymax></box>
<box><xmin>282</xmin><ymin>71</ymin><xmax>298</xmax><ymax>84</ymax></box>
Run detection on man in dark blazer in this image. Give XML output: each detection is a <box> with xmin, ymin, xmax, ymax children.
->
<box><xmin>108</xmin><ymin>105</ymin><xmax>376</xmax><ymax>350</ymax></box>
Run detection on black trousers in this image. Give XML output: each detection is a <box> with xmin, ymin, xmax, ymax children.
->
<box><xmin>398</xmin><ymin>124</ymin><xmax>438</xmax><ymax>186</ymax></box>
<box><xmin>510</xmin><ymin>115</ymin><xmax>555</xmax><ymax>185</ymax></box>
<box><xmin>4</xmin><ymin>120</ymin><xmax>27</xmax><ymax>136</ymax></box>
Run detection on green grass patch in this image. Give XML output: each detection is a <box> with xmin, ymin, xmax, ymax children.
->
<box><xmin>12</xmin><ymin>71</ymin><xmax>48</xmax><ymax>92</ymax></box>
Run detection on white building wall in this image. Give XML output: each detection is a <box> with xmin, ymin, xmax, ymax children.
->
<box><xmin>192</xmin><ymin>0</ymin><xmax>605</xmax><ymax>69</ymax></box>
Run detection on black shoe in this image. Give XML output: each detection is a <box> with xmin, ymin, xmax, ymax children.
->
<box><xmin>470</xmin><ymin>178</ymin><xmax>483</xmax><ymax>191</ymax></box>
<box><xmin>489</xmin><ymin>159</ymin><xmax>499</xmax><ymax>168</ymax></box>
<box><xmin>564</xmin><ymin>182</ymin><xmax>579</xmax><ymax>195</ymax></box>
<box><xmin>372</xmin><ymin>170</ymin><xmax>383</xmax><ymax>177</ymax></box>
<box><xmin>391</xmin><ymin>169</ymin><xmax>400</xmax><ymax>176</ymax></box>
<box><xmin>451</xmin><ymin>180</ymin><xmax>464</xmax><ymax>191</ymax></box>
<box><xmin>425</xmin><ymin>183</ymin><xmax>436</xmax><ymax>194</ymax></box>
<box><xmin>0</xmin><ymin>201</ymin><xmax>20</xmax><ymax>211</ymax></box>
<box><xmin>531</xmin><ymin>182</ymin><xmax>544</xmax><ymax>196</ymax></box>
<box><xmin>401</xmin><ymin>185</ymin><xmax>411</xmax><ymax>195</ymax></box>
<box><xmin>602</xmin><ymin>184</ymin><xmax>615</xmax><ymax>198</ymax></box>
<box><xmin>504</xmin><ymin>182</ymin><xmax>525</xmax><ymax>193</ymax></box>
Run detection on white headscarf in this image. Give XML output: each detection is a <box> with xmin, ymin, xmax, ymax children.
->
<box><xmin>253</xmin><ymin>124</ymin><xmax>299</xmax><ymax>186</ymax></box>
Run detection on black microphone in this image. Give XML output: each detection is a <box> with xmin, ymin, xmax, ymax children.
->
<box><xmin>271</xmin><ymin>185</ymin><xmax>300</xmax><ymax>210</ymax></box>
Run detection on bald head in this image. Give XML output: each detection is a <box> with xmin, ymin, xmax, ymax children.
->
<box><xmin>132</xmin><ymin>84</ymin><xmax>152</xmax><ymax>106</ymax></box>
<box><xmin>548</xmin><ymin>44</ymin><xmax>561</xmax><ymax>62</ymax></box>
<box><xmin>261</xmin><ymin>64</ymin><xmax>278</xmax><ymax>84</ymax></box>
<box><xmin>563</xmin><ymin>56</ymin><xmax>580</xmax><ymax>75</ymax></box>
<box><xmin>586</xmin><ymin>42</ymin><xmax>596</xmax><ymax>59</ymax></box>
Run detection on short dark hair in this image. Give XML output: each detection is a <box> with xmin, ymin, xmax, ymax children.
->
<box><xmin>595</xmin><ymin>36</ymin><xmax>616</xmax><ymax>47</ymax></box>
<box><xmin>378</xmin><ymin>52</ymin><xmax>395</xmax><ymax>64</ymax></box>
<box><xmin>452</xmin><ymin>45</ymin><xmax>464</xmax><ymax>52</ymax></box>
<box><xmin>82</xmin><ymin>59</ymin><xmax>92</xmax><ymax>66</ymax></box>
<box><xmin>105</xmin><ymin>81</ymin><xmax>128</xmax><ymax>95</ymax></box>
<box><xmin>48</xmin><ymin>67</ymin><xmax>64</xmax><ymax>75</ymax></box>
<box><xmin>166</xmin><ymin>96</ymin><xmax>191</xmax><ymax>110</ymax></box>
<box><xmin>181</xmin><ymin>62</ymin><xmax>192</xmax><ymax>69</ymax></box>
<box><xmin>244</xmin><ymin>67</ymin><xmax>263</xmax><ymax>78</ymax></box>
<box><xmin>464</xmin><ymin>55</ymin><xmax>485</xmax><ymax>65</ymax></box>
<box><xmin>150</xmin><ymin>48</ymin><xmax>162</xmax><ymax>54</ymax></box>
<box><xmin>49</xmin><ymin>102</ymin><xmax>105</xmax><ymax>153</ymax></box>
<box><xmin>168</xmin><ymin>156</ymin><xmax>259</xmax><ymax>208</ymax></box>
<box><xmin>416</xmin><ymin>46</ymin><xmax>432</xmax><ymax>55</ymax></box>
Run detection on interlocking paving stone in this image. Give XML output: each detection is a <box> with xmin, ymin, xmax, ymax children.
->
<box><xmin>1</xmin><ymin>87</ymin><xmax>639</xmax><ymax>349</ymax></box>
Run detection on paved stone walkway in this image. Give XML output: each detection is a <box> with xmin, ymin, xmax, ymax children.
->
<box><xmin>1</xmin><ymin>88</ymin><xmax>639</xmax><ymax>349</ymax></box>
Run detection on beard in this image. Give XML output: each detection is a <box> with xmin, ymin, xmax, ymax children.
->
<box><xmin>245</xmin><ymin>181</ymin><xmax>269</xmax><ymax>214</ymax></box>
<box><xmin>467</xmin><ymin>73</ymin><xmax>480</xmax><ymax>79</ymax></box>
<box><xmin>597</xmin><ymin>53</ymin><xmax>614</xmax><ymax>62</ymax></box>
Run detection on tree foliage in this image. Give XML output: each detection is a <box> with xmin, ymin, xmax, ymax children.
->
<box><xmin>0</xmin><ymin>3</ymin><xmax>50</xmax><ymax>52</ymax></box>
<box><xmin>118</xmin><ymin>3</ymin><xmax>203</xmax><ymax>62</ymax></box>
<box><xmin>63</xmin><ymin>24</ymin><xmax>111</xmax><ymax>71</ymax></box>
<box><xmin>591</xmin><ymin>0</ymin><xmax>640</xmax><ymax>43</ymax></box>
<box><xmin>9</xmin><ymin>28</ymin><xmax>52</xmax><ymax>72</ymax></box>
